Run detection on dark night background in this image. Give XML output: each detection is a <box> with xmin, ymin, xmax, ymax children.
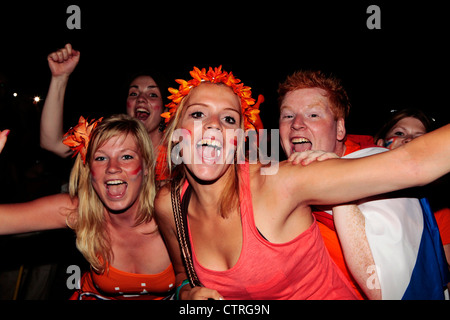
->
<box><xmin>0</xmin><ymin>1</ymin><xmax>448</xmax><ymax>300</ymax></box>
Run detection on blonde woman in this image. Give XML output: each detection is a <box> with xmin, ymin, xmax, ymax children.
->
<box><xmin>0</xmin><ymin>114</ymin><xmax>175</xmax><ymax>299</ymax></box>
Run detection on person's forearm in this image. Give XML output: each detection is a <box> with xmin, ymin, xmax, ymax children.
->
<box><xmin>40</xmin><ymin>75</ymin><xmax>72</xmax><ymax>157</ymax></box>
<box><xmin>333</xmin><ymin>204</ymin><xmax>381</xmax><ymax>299</ymax></box>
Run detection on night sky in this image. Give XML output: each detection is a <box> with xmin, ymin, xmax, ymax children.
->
<box><xmin>0</xmin><ymin>1</ymin><xmax>448</xmax><ymax>169</ymax></box>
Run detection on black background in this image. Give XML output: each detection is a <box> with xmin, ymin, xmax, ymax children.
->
<box><xmin>0</xmin><ymin>0</ymin><xmax>449</xmax><ymax>301</ymax></box>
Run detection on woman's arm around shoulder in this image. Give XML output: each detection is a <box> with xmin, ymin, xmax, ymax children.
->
<box><xmin>0</xmin><ymin>193</ymin><xmax>77</xmax><ymax>235</ymax></box>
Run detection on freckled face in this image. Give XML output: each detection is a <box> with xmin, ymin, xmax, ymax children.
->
<box><xmin>279</xmin><ymin>88</ymin><xmax>346</xmax><ymax>156</ymax></box>
<box><xmin>90</xmin><ymin>133</ymin><xmax>147</xmax><ymax>213</ymax></box>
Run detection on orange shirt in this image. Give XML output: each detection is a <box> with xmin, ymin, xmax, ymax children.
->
<box><xmin>70</xmin><ymin>263</ymin><xmax>175</xmax><ymax>300</ymax></box>
<box><xmin>435</xmin><ymin>208</ymin><xmax>450</xmax><ymax>245</ymax></box>
<box><xmin>155</xmin><ymin>144</ymin><xmax>169</xmax><ymax>181</ymax></box>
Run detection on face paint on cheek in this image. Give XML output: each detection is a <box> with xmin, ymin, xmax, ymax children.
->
<box><xmin>384</xmin><ymin>137</ymin><xmax>397</xmax><ymax>149</ymax></box>
<box><xmin>129</xmin><ymin>165</ymin><xmax>143</xmax><ymax>177</ymax></box>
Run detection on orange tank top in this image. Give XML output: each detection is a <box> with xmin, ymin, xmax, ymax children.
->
<box><xmin>70</xmin><ymin>263</ymin><xmax>175</xmax><ymax>300</ymax></box>
<box><xmin>182</xmin><ymin>162</ymin><xmax>359</xmax><ymax>300</ymax></box>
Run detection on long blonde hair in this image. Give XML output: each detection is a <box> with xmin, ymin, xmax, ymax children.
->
<box><xmin>162</xmin><ymin>83</ymin><xmax>244</xmax><ymax>218</ymax></box>
<box><xmin>68</xmin><ymin>114</ymin><xmax>156</xmax><ymax>272</ymax></box>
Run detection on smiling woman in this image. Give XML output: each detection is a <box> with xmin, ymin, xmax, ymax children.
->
<box><xmin>0</xmin><ymin>114</ymin><xmax>176</xmax><ymax>300</ymax></box>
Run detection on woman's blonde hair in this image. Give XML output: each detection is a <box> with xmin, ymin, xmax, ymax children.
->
<box><xmin>162</xmin><ymin>83</ymin><xmax>244</xmax><ymax>218</ymax></box>
<box><xmin>68</xmin><ymin>114</ymin><xmax>156</xmax><ymax>273</ymax></box>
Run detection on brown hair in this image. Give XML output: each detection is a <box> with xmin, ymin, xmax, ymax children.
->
<box><xmin>278</xmin><ymin>70</ymin><xmax>351</xmax><ymax>120</ymax></box>
<box><xmin>374</xmin><ymin>108</ymin><xmax>434</xmax><ymax>143</ymax></box>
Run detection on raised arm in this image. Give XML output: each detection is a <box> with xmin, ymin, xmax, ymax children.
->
<box><xmin>0</xmin><ymin>193</ymin><xmax>77</xmax><ymax>235</ymax></box>
<box><xmin>279</xmin><ymin>124</ymin><xmax>450</xmax><ymax>207</ymax></box>
<box><xmin>40</xmin><ymin>43</ymin><xmax>80</xmax><ymax>158</ymax></box>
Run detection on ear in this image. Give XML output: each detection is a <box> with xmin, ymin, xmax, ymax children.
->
<box><xmin>336</xmin><ymin>118</ymin><xmax>346</xmax><ymax>141</ymax></box>
<box><xmin>376</xmin><ymin>139</ymin><xmax>385</xmax><ymax>147</ymax></box>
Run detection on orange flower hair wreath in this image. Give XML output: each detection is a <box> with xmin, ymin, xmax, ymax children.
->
<box><xmin>63</xmin><ymin>116</ymin><xmax>103</xmax><ymax>164</ymax></box>
<box><xmin>161</xmin><ymin>66</ymin><xmax>264</xmax><ymax>132</ymax></box>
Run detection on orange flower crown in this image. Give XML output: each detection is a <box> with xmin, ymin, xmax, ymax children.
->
<box><xmin>63</xmin><ymin>116</ymin><xmax>103</xmax><ymax>164</ymax></box>
<box><xmin>161</xmin><ymin>66</ymin><xmax>264</xmax><ymax>132</ymax></box>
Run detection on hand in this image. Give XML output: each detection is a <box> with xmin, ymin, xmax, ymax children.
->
<box><xmin>0</xmin><ymin>129</ymin><xmax>10</xmax><ymax>153</ymax></box>
<box><xmin>47</xmin><ymin>43</ymin><xmax>80</xmax><ymax>78</ymax></box>
<box><xmin>182</xmin><ymin>286</ymin><xmax>224</xmax><ymax>300</ymax></box>
<box><xmin>288</xmin><ymin>150</ymin><xmax>339</xmax><ymax>165</ymax></box>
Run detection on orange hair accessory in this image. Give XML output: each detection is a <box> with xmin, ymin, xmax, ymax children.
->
<box><xmin>161</xmin><ymin>66</ymin><xmax>263</xmax><ymax>132</ymax></box>
<box><xmin>63</xmin><ymin>116</ymin><xmax>103</xmax><ymax>164</ymax></box>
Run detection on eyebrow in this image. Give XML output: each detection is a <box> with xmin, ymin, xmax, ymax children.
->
<box><xmin>186</xmin><ymin>103</ymin><xmax>241</xmax><ymax>114</ymax></box>
<box><xmin>129</xmin><ymin>85</ymin><xmax>159</xmax><ymax>89</ymax></box>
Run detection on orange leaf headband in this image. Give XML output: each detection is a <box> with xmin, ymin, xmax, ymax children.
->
<box><xmin>63</xmin><ymin>116</ymin><xmax>103</xmax><ymax>164</ymax></box>
<box><xmin>161</xmin><ymin>66</ymin><xmax>264</xmax><ymax>132</ymax></box>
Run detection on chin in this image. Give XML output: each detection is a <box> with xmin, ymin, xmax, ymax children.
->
<box><xmin>185</xmin><ymin>162</ymin><xmax>232</xmax><ymax>184</ymax></box>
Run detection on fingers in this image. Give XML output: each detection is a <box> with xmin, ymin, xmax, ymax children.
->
<box><xmin>190</xmin><ymin>287</ymin><xmax>224</xmax><ymax>300</ymax></box>
<box><xmin>288</xmin><ymin>150</ymin><xmax>339</xmax><ymax>165</ymax></box>
<box><xmin>47</xmin><ymin>43</ymin><xmax>79</xmax><ymax>63</ymax></box>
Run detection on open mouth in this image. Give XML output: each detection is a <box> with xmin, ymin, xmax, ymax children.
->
<box><xmin>105</xmin><ymin>179</ymin><xmax>128</xmax><ymax>198</ymax></box>
<box><xmin>196</xmin><ymin>138</ymin><xmax>222</xmax><ymax>163</ymax></box>
<box><xmin>135</xmin><ymin>107</ymin><xmax>150</xmax><ymax>121</ymax></box>
<box><xmin>292</xmin><ymin>137</ymin><xmax>312</xmax><ymax>152</ymax></box>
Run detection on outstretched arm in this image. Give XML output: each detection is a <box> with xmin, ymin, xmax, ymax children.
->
<box><xmin>40</xmin><ymin>43</ymin><xmax>80</xmax><ymax>158</ymax></box>
<box><xmin>280</xmin><ymin>124</ymin><xmax>450</xmax><ymax>208</ymax></box>
<box><xmin>0</xmin><ymin>193</ymin><xmax>77</xmax><ymax>235</ymax></box>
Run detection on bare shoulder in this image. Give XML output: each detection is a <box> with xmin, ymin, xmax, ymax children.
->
<box><xmin>249</xmin><ymin>161</ymin><xmax>304</xmax><ymax>190</ymax></box>
<box><xmin>154</xmin><ymin>184</ymin><xmax>174</xmax><ymax>224</ymax></box>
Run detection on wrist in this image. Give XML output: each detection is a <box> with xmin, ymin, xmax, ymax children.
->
<box><xmin>175</xmin><ymin>279</ymin><xmax>190</xmax><ymax>300</ymax></box>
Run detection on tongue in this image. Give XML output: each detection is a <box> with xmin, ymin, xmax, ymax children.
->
<box><xmin>293</xmin><ymin>142</ymin><xmax>312</xmax><ymax>153</ymax></box>
<box><xmin>202</xmin><ymin>146</ymin><xmax>217</xmax><ymax>159</ymax></box>
<box><xmin>136</xmin><ymin>111</ymin><xmax>150</xmax><ymax>121</ymax></box>
<box><xmin>107</xmin><ymin>184</ymin><xmax>127</xmax><ymax>197</ymax></box>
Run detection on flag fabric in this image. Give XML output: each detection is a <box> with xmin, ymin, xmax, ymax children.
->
<box><xmin>343</xmin><ymin>147</ymin><xmax>449</xmax><ymax>300</ymax></box>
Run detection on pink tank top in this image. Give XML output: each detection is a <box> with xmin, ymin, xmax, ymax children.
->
<box><xmin>182</xmin><ymin>162</ymin><xmax>359</xmax><ymax>300</ymax></box>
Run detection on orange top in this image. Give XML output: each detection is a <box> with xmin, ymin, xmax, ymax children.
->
<box><xmin>182</xmin><ymin>162</ymin><xmax>358</xmax><ymax>300</ymax></box>
<box><xmin>70</xmin><ymin>263</ymin><xmax>175</xmax><ymax>300</ymax></box>
<box><xmin>435</xmin><ymin>208</ymin><xmax>450</xmax><ymax>245</ymax></box>
<box><xmin>155</xmin><ymin>144</ymin><xmax>169</xmax><ymax>181</ymax></box>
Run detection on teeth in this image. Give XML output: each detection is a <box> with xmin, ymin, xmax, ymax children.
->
<box><xmin>106</xmin><ymin>180</ymin><xmax>126</xmax><ymax>185</ymax></box>
<box><xmin>197</xmin><ymin>139</ymin><xmax>222</xmax><ymax>149</ymax></box>
<box><xmin>292</xmin><ymin>137</ymin><xmax>311</xmax><ymax>144</ymax></box>
<box><xmin>136</xmin><ymin>108</ymin><xmax>150</xmax><ymax>114</ymax></box>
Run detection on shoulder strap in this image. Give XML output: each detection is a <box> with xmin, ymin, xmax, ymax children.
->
<box><xmin>171</xmin><ymin>180</ymin><xmax>202</xmax><ymax>287</ymax></box>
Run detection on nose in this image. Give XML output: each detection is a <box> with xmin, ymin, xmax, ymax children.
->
<box><xmin>137</xmin><ymin>92</ymin><xmax>147</xmax><ymax>103</ymax></box>
<box><xmin>106</xmin><ymin>158</ymin><xmax>122</xmax><ymax>174</ymax></box>
<box><xmin>402</xmin><ymin>136</ymin><xmax>413</xmax><ymax>144</ymax></box>
<box><xmin>204</xmin><ymin>115</ymin><xmax>222</xmax><ymax>131</ymax></box>
<box><xmin>291</xmin><ymin>115</ymin><xmax>306</xmax><ymax>130</ymax></box>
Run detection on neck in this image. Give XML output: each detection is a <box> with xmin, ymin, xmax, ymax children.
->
<box><xmin>184</xmin><ymin>166</ymin><xmax>235</xmax><ymax>218</ymax></box>
<box><xmin>335</xmin><ymin>141</ymin><xmax>346</xmax><ymax>157</ymax></box>
<box><xmin>105</xmin><ymin>207</ymin><xmax>138</xmax><ymax>230</ymax></box>
<box><xmin>149</xmin><ymin>129</ymin><xmax>163</xmax><ymax>150</ymax></box>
